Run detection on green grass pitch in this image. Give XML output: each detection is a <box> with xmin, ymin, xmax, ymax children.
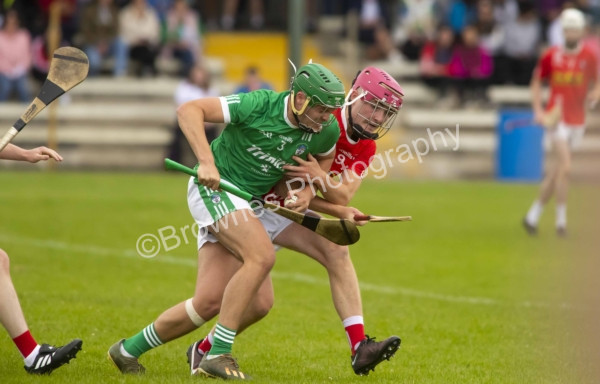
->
<box><xmin>0</xmin><ymin>171</ymin><xmax>596</xmax><ymax>383</ymax></box>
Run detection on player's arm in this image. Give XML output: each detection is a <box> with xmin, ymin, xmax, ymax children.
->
<box><xmin>531</xmin><ymin>51</ymin><xmax>551</xmax><ymax>125</ymax></box>
<box><xmin>176</xmin><ymin>97</ymin><xmax>224</xmax><ymax>190</ymax></box>
<box><xmin>282</xmin><ymin>151</ymin><xmax>335</xmax><ymax>211</ymax></box>
<box><xmin>284</xmin><ymin>154</ymin><xmax>361</xmax><ymax>206</ymax></box>
<box><xmin>0</xmin><ymin>144</ymin><xmax>62</xmax><ymax>163</ymax></box>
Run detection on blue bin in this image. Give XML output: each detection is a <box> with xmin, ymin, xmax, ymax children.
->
<box><xmin>496</xmin><ymin>109</ymin><xmax>544</xmax><ymax>182</ymax></box>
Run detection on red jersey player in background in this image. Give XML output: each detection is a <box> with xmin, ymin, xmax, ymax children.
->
<box><xmin>523</xmin><ymin>8</ymin><xmax>600</xmax><ymax>237</ymax></box>
<box><xmin>184</xmin><ymin>67</ymin><xmax>406</xmax><ymax>377</ymax></box>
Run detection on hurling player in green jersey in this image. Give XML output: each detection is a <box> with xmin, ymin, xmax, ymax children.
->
<box><xmin>107</xmin><ymin>63</ymin><xmax>345</xmax><ymax>379</ymax></box>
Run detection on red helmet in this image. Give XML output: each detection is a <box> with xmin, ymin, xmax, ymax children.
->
<box><xmin>347</xmin><ymin>67</ymin><xmax>404</xmax><ymax>140</ymax></box>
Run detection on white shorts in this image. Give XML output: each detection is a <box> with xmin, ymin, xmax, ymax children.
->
<box><xmin>550</xmin><ymin>122</ymin><xmax>585</xmax><ymax>149</ymax></box>
<box><xmin>254</xmin><ymin>208</ymin><xmax>294</xmax><ymax>245</ymax></box>
<box><xmin>187</xmin><ymin>177</ymin><xmax>253</xmax><ymax>249</ymax></box>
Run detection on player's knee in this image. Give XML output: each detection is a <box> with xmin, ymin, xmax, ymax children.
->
<box><xmin>252</xmin><ymin>292</ymin><xmax>274</xmax><ymax>320</ymax></box>
<box><xmin>323</xmin><ymin>244</ymin><xmax>351</xmax><ymax>268</ymax></box>
<box><xmin>0</xmin><ymin>249</ymin><xmax>9</xmax><ymax>273</ymax></box>
<box><xmin>193</xmin><ymin>295</ymin><xmax>222</xmax><ymax>320</ymax></box>
<box><xmin>245</xmin><ymin>248</ymin><xmax>276</xmax><ymax>274</ymax></box>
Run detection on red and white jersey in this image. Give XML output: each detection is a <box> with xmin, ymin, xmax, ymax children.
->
<box><xmin>263</xmin><ymin>106</ymin><xmax>376</xmax><ymax>205</ymax></box>
<box><xmin>536</xmin><ymin>45</ymin><xmax>598</xmax><ymax>126</ymax></box>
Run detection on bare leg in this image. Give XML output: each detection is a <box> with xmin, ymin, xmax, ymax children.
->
<box><xmin>554</xmin><ymin>139</ymin><xmax>571</xmax><ymax>206</ymax></box>
<box><xmin>0</xmin><ymin>249</ymin><xmax>28</xmax><ymax>338</ymax></box>
<box><xmin>274</xmin><ymin>223</ymin><xmax>362</xmax><ymax>321</ymax></box>
<box><xmin>210</xmin><ymin>210</ymin><xmax>275</xmax><ymax>332</ymax></box>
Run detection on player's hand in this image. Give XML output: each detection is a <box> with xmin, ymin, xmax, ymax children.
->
<box><xmin>587</xmin><ymin>91</ymin><xmax>600</xmax><ymax>109</ymax></box>
<box><xmin>340</xmin><ymin>206</ymin><xmax>369</xmax><ymax>226</ymax></box>
<box><xmin>284</xmin><ymin>154</ymin><xmax>326</xmax><ymax>183</ymax></box>
<box><xmin>25</xmin><ymin>146</ymin><xmax>63</xmax><ymax>163</ymax></box>
<box><xmin>533</xmin><ymin>108</ymin><xmax>546</xmax><ymax>126</ymax></box>
<box><xmin>284</xmin><ymin>187</ymin><xmax>313</xmax><ymax>212</ymax></box>
<box><xmin>196</xmin><ymin>162</ymin><xmax>220</xmax><ymax>190</ymax></box>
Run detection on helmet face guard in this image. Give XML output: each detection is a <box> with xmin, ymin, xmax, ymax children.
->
<box><xmin>349</xmin><ymin>89</ymin><xmax>400</xmax><ymax>140</ymax></box>
<box><xmin>347</xmin><ymin>67</ymin><xmax>404</xmax><ymax>140</ymax></box>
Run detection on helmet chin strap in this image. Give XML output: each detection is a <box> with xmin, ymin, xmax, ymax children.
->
<box><xmin>348</xmin><ymin>105</ymin><xmax>379</xmax><ymax>140</ymax></box>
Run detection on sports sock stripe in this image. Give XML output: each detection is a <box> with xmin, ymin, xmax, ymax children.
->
<box><xmin>214</xmin><ymin>329</ymin><xmax>235</xmax><ymax>343</ymax></box>
<box><xmin>143</xmin><ymin>325</ymin><xmax>162</xmax><ymax>347</ymax></box>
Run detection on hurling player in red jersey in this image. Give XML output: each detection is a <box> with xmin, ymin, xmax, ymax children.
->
<box><xmin>185</xmin><ymin>67</ymin><xmax>405</xmax><ymax>377</ymax></box>
<box><xmin>524</xmin><ymin>8</ymin><xmax>600</xmax><ymax>237</ymax></box>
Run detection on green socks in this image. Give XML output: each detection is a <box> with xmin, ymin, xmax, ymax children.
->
<box><xmin>122</xmin><ymin>323</ymin><xmax>163</xmax><ymax>358</ymax></box>
<box><xmin>208</xmin><ymin>323</ymin><xmax>236</xmax><ymax>356</ymax></box>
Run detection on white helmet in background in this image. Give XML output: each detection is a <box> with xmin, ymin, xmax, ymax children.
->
<box><xmin>560</xmin><ymin>8</ymin><xmax>585</xmax><ymax>30</ymax></box>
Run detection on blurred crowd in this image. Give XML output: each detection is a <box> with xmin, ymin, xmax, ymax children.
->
<box><xmin>1</xmin><ymin>0</ymin><xmax>599</xmax><ymax>107</ymax></box>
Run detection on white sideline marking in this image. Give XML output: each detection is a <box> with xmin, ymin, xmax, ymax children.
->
<box><xmin>0</xmin><ymin>233</ymin><xmax>570</xmax><ymax>310</ymax></box>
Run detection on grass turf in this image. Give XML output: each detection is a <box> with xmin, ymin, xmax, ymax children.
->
<box><xmin>0</xmin><ymin>171</ymin><xmax>596</xmax><ymax>383</ymax></box>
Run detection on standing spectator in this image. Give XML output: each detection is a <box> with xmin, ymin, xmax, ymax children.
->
<box><xmin>420</xmin><ymin>25</ymin><xmax>454</xmax><ymax>101</ymax></box>
<box><xmin>119</xmin><ymin>0</ymin><xmax>161</xmax><ymax>77</ymax></box>
<box><xmin>448</xmin><ymin>24</ymin><xmax>493</xmax><ymax>106</ymax></box>
<box><xmin>163</xmin><ymin>0</ymin><xmax>201</xmax><ymax>77</ymax></box>
<box><xmin>475</xmin><ymin>0</ymin><xmax>505</xmax><ymax>83</ymax></box>
<box><xmin>497</xmin><ymin>0</ymin><xmax>541</xmax><ymax>85</ymax></box>
<box><xmin>0</xmin><ymin>9</ymin><xmax>32</xmax><ymax>102</ymax></box>
<box><xmin>80</xmin><ymin>0</ymin><xmax>128</xmax><ymax>77</ymax></box>
<box><xmin>234</xmin><ymin>66</ymin><xmax>272</xmax><ymax>93</ymax></box>
<box><xmin>168</xmin><ymin>66</ymin><xmax>220</xmax><ymax>162</ymax></box>
<box><xmin>37</xmin><ymin>0</ymin><xmax>78</xmax><ymax>44</ymax></box>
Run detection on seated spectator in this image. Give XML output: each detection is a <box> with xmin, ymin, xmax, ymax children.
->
<box><xmin>496</xmin><ymin>0</ymin><xmax>541</xmax><ymax>85</ymax></box>
<box><xmin>492</xmin><ymin>0</ymin><xmax>518</xmax><ymax>25</ymax></box>
<box><xmin>119</xmin><ymin>0</ymin><xmax>161</xmax><ymax>77</ymax></box>
<box><xmin>354</xmin><ymin>0</ymin><xmax>403</xmax><ymax>62</ymax></box>
<box><xmin>448</xmin><ymin>24</ymin><xmax>493</xmax><ymax>106</ymax></box>
<box><xmin>163</xmin><ymin>0</ymin><xmax>200</xmax><ymax>77</ymax></box>
<box><xmin>221</xmin><ymin>0</ymin><xmax>264</xmax><ymax>30</ymax></box>
<box><xmin>420</xmin><ymin>25</ymin><xmax>454</xmax><ymax>100</ymax></box>
<box><xmin>395</xmin><ymin>0</ymin><xmax>437</xmax><ymax>61</ymax></box>
<box><xmin>446</xmin><ymin>0</ymin><xmax>478</xmax><ymax>33</ymax></box>
<box><xmin>475</xmin><ymin>0</ymin><xmax>504</xmax><ymax>83</ymax></box>
<box><xmin>0</xmin><ymin>9</ymin><xmax>32</xmax><ymax>102</ymax></box>
<box><xmin>169</xmin><ymin>66</ymin><xmax>220</xmax><ymax>162</ymax></box>
<box><xmin>80</xmin><ymin>0</ymin><xmax>128</xmax><ymax>77</ymax></box>
<box><xmin>37</xmin><ymin>0</ymin><xmax>78</xmax><ymax>44</ymax></box>
<box><xmin>234</xmin><ymin>66</ymin><xmax>272</xmax><ymax>93</ymax></box>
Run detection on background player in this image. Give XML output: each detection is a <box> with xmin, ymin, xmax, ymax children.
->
<box><xmin>0</xmin><ymin>144</ymin><xmax>83</xmax><ymax>374</ymax></box>
<box><xmin>524</xmin><ymin>8</ymin><xmax>600</xmax><ymax>237</ymax></box>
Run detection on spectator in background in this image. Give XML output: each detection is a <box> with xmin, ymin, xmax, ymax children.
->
<box><xmin>0</xmin><ymin>9</ymin><xmax>32</xmax><ymax>102</ymax></box>
<box><xmin>497</xmin><ymin>0</ymin><xmax>541</xmax><ymax>85</ymax></box>
<box><xmin>37</xmin><ymin>0</ymin><xmax>78</xmax><ymax>45</ymax></box>
<box><xmin>119</xmin><ymin>0</ymin><xmax>161</xmax><ymax>77</ymax></box>
<box><xmin>395</xmin><ymin>0</ymin><xmax>437</xmax><ymax>61</ymax></box>
<box><xmin>492</xmin><ymin>0</ymin><xmax>518</xmax><ymax>25</ymax></box>
<box><xmin>354</xmin><ymin>0</ymin><xmax>403</xmax><ymax>62</ymax></box>
<box><xmin>221</xmin><ymin>0</ymin><xmax>265</xmax><ymax>30</ymax></box>
<box><xmin>80</xmin><ymin>0</ymin><xmax>128</xmax><ymax>77</ymax></box>
<box><xmin>234</xmin><ymin>66</ymin><xmax>272</xmax><ymax>93</ymax></box>
<box><xmin>475</xmin><ymin>0</ymin><xmax>504</xmax><ymax>83</ymax></box>
<box><xmin>448</xmin><ymin>24</ymin><xmax>493</xmax><ymax>107</ymax></box>
<box><xmin>446</xmin><ymin>0</ymin><xmax>478</xmax><ymax>33</ymax></box>
<box><xmin>420</xmin><ymin>24</ymin><xmax>454</xmax><ymax>101</ymax></box>
<box><xmin>163</xmin><ymin>0</ymin><xmax>201</xmax><ymax>77</ymax></box>
<box><xmin>168</xmin><ymin>65</ymin><xmax>220</xmax><ymax>162</ymax></box>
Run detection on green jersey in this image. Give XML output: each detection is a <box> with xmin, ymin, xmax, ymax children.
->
<box><xmin>209</xmin><ymin>90</ymin><xmax>340</xmax><ymax>197</ymax></box>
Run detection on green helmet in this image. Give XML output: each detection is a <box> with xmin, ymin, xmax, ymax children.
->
<box><xmin>291</xmin><ymin>63</ymin><xmax>345</xmax><ymax>114</ymax></box>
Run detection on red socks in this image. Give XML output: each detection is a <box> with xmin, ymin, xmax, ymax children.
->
<box><xmin>13</xmin><ymin>330</ymin><xmax>38</xmax><ymax>358</ymax></box>
<box><xmin>343</xmin><ymin>316</ymin><xmax>365</xmax><ymax>355</ymax></box>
